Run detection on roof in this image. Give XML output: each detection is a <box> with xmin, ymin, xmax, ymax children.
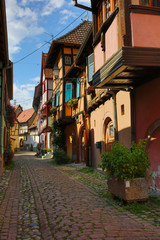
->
<box><xmin>56</xmin><ymin>20</ymin><xmax>92</xmax><ymax>45</ymax></box>
<box><xmin>29</xmin><ymin>115</ymin><xmax>38</xmax><ymax>129</ymax></box>
<box><xmin>65</xmin><ymin>24</ymin><xmax>93</xmax><ymax>77</ymax></box>
<box><xmin>45</xmin><ymin>20</ymin><xmax>92</xmax><ymax>68</ymax></box>
<box><xmin>17</xmin><ymin>108</ymin><xmax>35</xmax><ymax>123</ymax></box>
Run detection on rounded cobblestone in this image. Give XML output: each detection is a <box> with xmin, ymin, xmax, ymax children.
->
<box><xmin>0</xmin><ymin>153</ymin><xmax>160</xmax><ymax>239</ymax></box>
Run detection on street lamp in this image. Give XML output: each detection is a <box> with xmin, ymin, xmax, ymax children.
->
<box><xmin>53</xmin><ymin>65</ymin><xmax>60</xmax><ymax>79</ymax></box>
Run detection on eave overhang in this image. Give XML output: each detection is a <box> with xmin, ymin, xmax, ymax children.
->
<box><xmin>45</xmin><ymin>40</ymin><xmax>81</xmax><ymax>68</ymax></box>
<box><xmin>92</xmin><ymin>47</ymin><xmax>160</xmax><ymax>89</ymax></box>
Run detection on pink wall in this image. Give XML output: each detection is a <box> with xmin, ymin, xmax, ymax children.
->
<box><xmin>135</xmin><ymin>77</ymin><xmax>160</xmax><ymax>190</ymax></box>
<box><xmin>94</xmin><ymin>42</ymin><xmax>104</xmax><ymax>73</ymax></box>
<box><xmin>131</xmin><ymin>13</ymin><xmax>160</xmax><ymax>48</ymax></box>
<box><xmin>135</xmin><ymin>77</ymin><xmax>160</xmax><ymax>141</ymax></box>
<box><xmin>149</xmin><ymin>129</ymin><xmax>160</xmax><ymax>190</ymax></box>
<box><xmin>105</xmin><ymin>17</ymin><xmax>118</xmax><ymax>61</ymax></box>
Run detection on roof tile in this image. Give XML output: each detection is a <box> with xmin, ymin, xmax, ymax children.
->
<box><xmin>17</xmin><ymin>108</ymin><xmax>35</xmax><ymax>123</ymax></box>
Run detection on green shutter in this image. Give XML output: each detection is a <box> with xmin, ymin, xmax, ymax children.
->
<box><xmin>76</xmin><ymin>77</ymin><xmax>80</xmax><ymax>98</ymax></box>
<box><xmin>56</xmin><ymin>90</ymin><xmax>59</xmax><ymax>106</ymax></box>
<box><xmin>65</xmin><ymin>83</ymin><xmax>72</xmax><ymax>102</ymax></box>
<box><xmin>88</xmin><ymin>53</ymin><xmax>94</xmax><ymax>82</ymax></box>
<box><xmin>52</xmin><ymin>96</ymin><xmax>54</xmax><ymax>106</ymax></box>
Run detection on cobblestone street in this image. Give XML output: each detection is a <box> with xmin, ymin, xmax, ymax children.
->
<box><xmin>0</xmin><ymin>153</ymin><xmax>160</xmax><ymax>240</ymax></box>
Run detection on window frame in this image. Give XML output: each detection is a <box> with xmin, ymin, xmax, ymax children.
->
<box><xmin>64</xmin><ymin>55</ymin><xmax>72</xmax><ymax>66</ymax></box>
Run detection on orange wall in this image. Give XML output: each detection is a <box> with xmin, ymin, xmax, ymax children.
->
<box><xmin>90</xmin><ymin>91</ymin><xmax>131</xmax><ymax>167</ymax></box>
<box><xmin>131</xmin><ymin>13</ymin><xmax>160</xmax><ymax>48</ymax></box>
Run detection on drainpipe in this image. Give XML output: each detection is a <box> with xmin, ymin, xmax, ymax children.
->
<box><xmin>112</xmin><ymin>92</ymin><xmax>118</xmax><ymax>141</ymax></box>
<box><xmin>130</xmin><ymin>88</ymin><xmax>135</xmax><ymax>144</ymax></box>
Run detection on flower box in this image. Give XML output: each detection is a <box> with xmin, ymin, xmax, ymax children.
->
<box><xmin>108</xmin><ymin>177</ymin><xmax>149</xmax><ymax>202</ymax></box>
<box><xmin>50</xmin><ymin>107</ymin><xmax>57</xmax><ymax>114</ymax></box>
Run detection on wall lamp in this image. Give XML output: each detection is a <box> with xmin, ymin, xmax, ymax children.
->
<box><xmin>53</xmin><ymin>65</ymin><xmax>60</xmax><ymax>79</ymax></box>
<box><xmin>72</xmin><ymin>0</ymin><xmax>92</xmax><ymax>12</ymax></box>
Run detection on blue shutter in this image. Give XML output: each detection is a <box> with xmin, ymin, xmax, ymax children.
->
<box><xmin>65</xmin><ymin>83</ymin><xmax>72</xmax><ymax>102</ymax></box>
<box><xmin>88</xmin><ymin>53</ymin><xmax>94</xmax><ymax>82</ymax></box>
<box><xmin>52</xmin><ymin>96</ymin><xmax>54</xmax><ymax>106</ymax></box>
<box><xmin>56</xmin><ymin>90</ymin><xmax>59</xmax><ymax>106</ymax></box>
<box><xmin>76</xmin><ymin>77</ymin><xmax>80</xmax><ymax>98</ymax></box>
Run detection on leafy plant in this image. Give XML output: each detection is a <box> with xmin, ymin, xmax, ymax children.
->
<box><xmin>53</xmin><ymin>148</ymin><xmax>71</xmax><ymax>165</ymax></box>
<box><xmin>6</xmin><ymin>104</ymin><xmax>16</xmax><ymax>127</ymax></box>
<box><xmin>50</xmin><ymin>106</ymin><xmax>57</xmax><ymax>114</ymax></box>
<box><xmin>65</xmin><ymin>98</ymin><xmax>78</xmax><ymax>107</ymax></box>
<box><xmin>52</xmin><ymin>121</ymin><xmax>66</xmax><ymax>151</ymax></box>
<box><xmin>101</xmin><ymin>140</ymin><xmax>150</xmax><ymax>181</ymax></box>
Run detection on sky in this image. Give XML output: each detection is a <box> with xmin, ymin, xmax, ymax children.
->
<box><xmin>5</xmin><ymin>0</ymin><xmax>91</xmax><ymax>110</ymax></box>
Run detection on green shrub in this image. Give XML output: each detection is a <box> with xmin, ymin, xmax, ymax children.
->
<box><xmin>101</xmin><ymin>140</ymin><xmax>150</xmax><ymax>181</ymax></box>
<box><xmin>53</xmin><ymin>148</ymin><xmax>71</xmax><ymax>165</ymax></box>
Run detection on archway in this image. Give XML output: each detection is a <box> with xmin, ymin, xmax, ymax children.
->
<box><xmin>103</xmin><ymin>117</ymin><xmax>115</xmax><ymax>152</ymax></box>
<box><xmin>145</xmin><ymin>119</ymin><xmax>160</xmax><ymax>190</ymax></box>
<box><xmin>72</xmin><ymin>129</ymin><xmax>77</xmax><ymax>162</ymax></box>
<box><xmin>79</xmin><ymin>125</ymin><xmax>85</xmax><ymax>162</ymax></box>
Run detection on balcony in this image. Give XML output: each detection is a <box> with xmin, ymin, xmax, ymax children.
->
<box><xmin>92</xmin><ymin>4</ymin><xmax>160</xmax><ymax>89</ymax></box>
<box><xmin>92</xmin><ymin>46</ymin><xmax>160</xmax><ymax>89</ymax></box>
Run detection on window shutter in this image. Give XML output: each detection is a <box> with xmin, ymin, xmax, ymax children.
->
<box><xmin>56</xmin><ymin>90</ymin><xmax>59</xmax><ymax>106</ymax></box>
<box><xmin>88</xmin><ymin>53</ymin><xmax>94</xmax><ymax>82</ymax></box>
<box><xmin>52</xmin><ymin>96</ymin><xmax>54</xmax><ymax>106</ymax></box>
<box><xmin>65</xmin><ymin>83</ymin><xmax>72</xmax><ymax>102</ymax></box>
<box><xmin>76</xmin><ymin>77</ymin><xmax>80</xmax><ymax>98</ymax></box>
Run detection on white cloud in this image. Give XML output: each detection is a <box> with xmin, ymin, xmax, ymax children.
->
<box><xmin>42</xmin><ymin>0</ymin><xmax>65</xmax><ymax>16</ymax></box>
<box><xmin>60</xmin><ymin>9</ymin><xmax>77</xmax><ymax>24</ymax></box>
<box><xmin>30</xmin><ymin>76</ymin><xmax>40</xmax><ymax>83</ymax></box>
<box><xmin>6</xmin><ymin>0</ymin><xmax>44</xmax><ymax>56</ymax></box>
<box><xmin>21</xmin><ymin>83</ymin><xmax>36</xmax><ymax>91</ymax></box>
<box><xmin>11</xmin><ymin>83</ymin><xmax>36</xmax><ymax>110</ymax></box>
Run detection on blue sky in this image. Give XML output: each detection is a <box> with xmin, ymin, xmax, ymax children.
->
<box><xmin>5</xmin><ymin>0</ymin><xmax>91</xmax><ymax>110</ymax></box>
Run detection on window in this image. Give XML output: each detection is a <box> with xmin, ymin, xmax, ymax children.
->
<box><xmin>96</xmin><ymin>0</ymin><xmax>118</xmax><ymax>33</ymax></box>
<box><xmin>76</xmin><ymin>77</ymin><xmax>80</xmax><ymax>98</ymax></box>
<box><xmin>114</xmin><ymin>0</ymin><xmax>118</xmax><ymax>9</ymax></box>
<box><xmin>65</xmin><ymin>56</ymin><xmax>71</xmax><ymax>65</ymax></box>
<box><xmin>140</xmin><ymin>0</ymin><xmax>153</xmax><ymax>6</ymax></box>
<box><xmin>105</xmin><ymin>120</ymin><xmax>114</xmax><ymax>142</ymax></box>
<box><xmin>121</xmin><ymin>104</ymin><xmax>125</xmax><ymax>115</ymax></box>
<box><xmin>65</xmin><ymin>83</ymin><xmax>72</xmax><ymax>102</ymax></box>
<box><xmin>56</xmin><ymin>90</ymin><xmax>59</xmax><ymax>106</ymax></box>
<box><xmin>131</xmin><ymin>0</ymin><xmax>153</xmax><ymax>6</ymax></box>
<box><xmin>52</xmin><ymin>96</ymin><xmax>54</xmax><ymax>107</ymax></box>
<box><xmin>88</xmin><ymin>53</ymin><xmax>94</xmax><ymax>82</ymax></box>
<box><xmin>97</xmin><ymin>2</ymin><xmax>103</xmax><ymax>30</ymax></box>
<box><xmin>106</xmin><ymin>0</ymin><xmax>111</xmax><ymax>18</ymax></box>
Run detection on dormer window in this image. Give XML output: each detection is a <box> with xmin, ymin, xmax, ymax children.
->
<box><xmin>65</xmin><ymin>55</ymin><xmax>72</xmax><ymax>65</ymax></box>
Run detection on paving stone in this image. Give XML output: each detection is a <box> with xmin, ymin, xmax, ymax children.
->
<box><xmin>0</xmin><ymin>153</ymin><xmax>160</xmax><ymax>239</ymax></box>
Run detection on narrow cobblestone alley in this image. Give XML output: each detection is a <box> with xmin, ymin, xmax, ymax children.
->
<box><xmin>0</xmin><ymin>153</ymin><xmax>160</xmax><ymax>240</ymax></box>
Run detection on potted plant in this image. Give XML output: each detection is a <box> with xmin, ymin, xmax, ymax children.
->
<box><xmin>50</xmin><ymin>106</ymin><xmax>57</xmax><ymax>114</ymax></box>
<box><xmin>72</xmin><ymin>98</ymin><xmax>78</xmax><ymax>107</ymax></box>
<box><xmin>101</xmin><ymin>140</ymin><xmax>151</xmax><ymax>202</ymax></box>
<box><xmin>66</xmin><ymin>98</ymin><xmax>78</xmax><ymax>107</ymax></box>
